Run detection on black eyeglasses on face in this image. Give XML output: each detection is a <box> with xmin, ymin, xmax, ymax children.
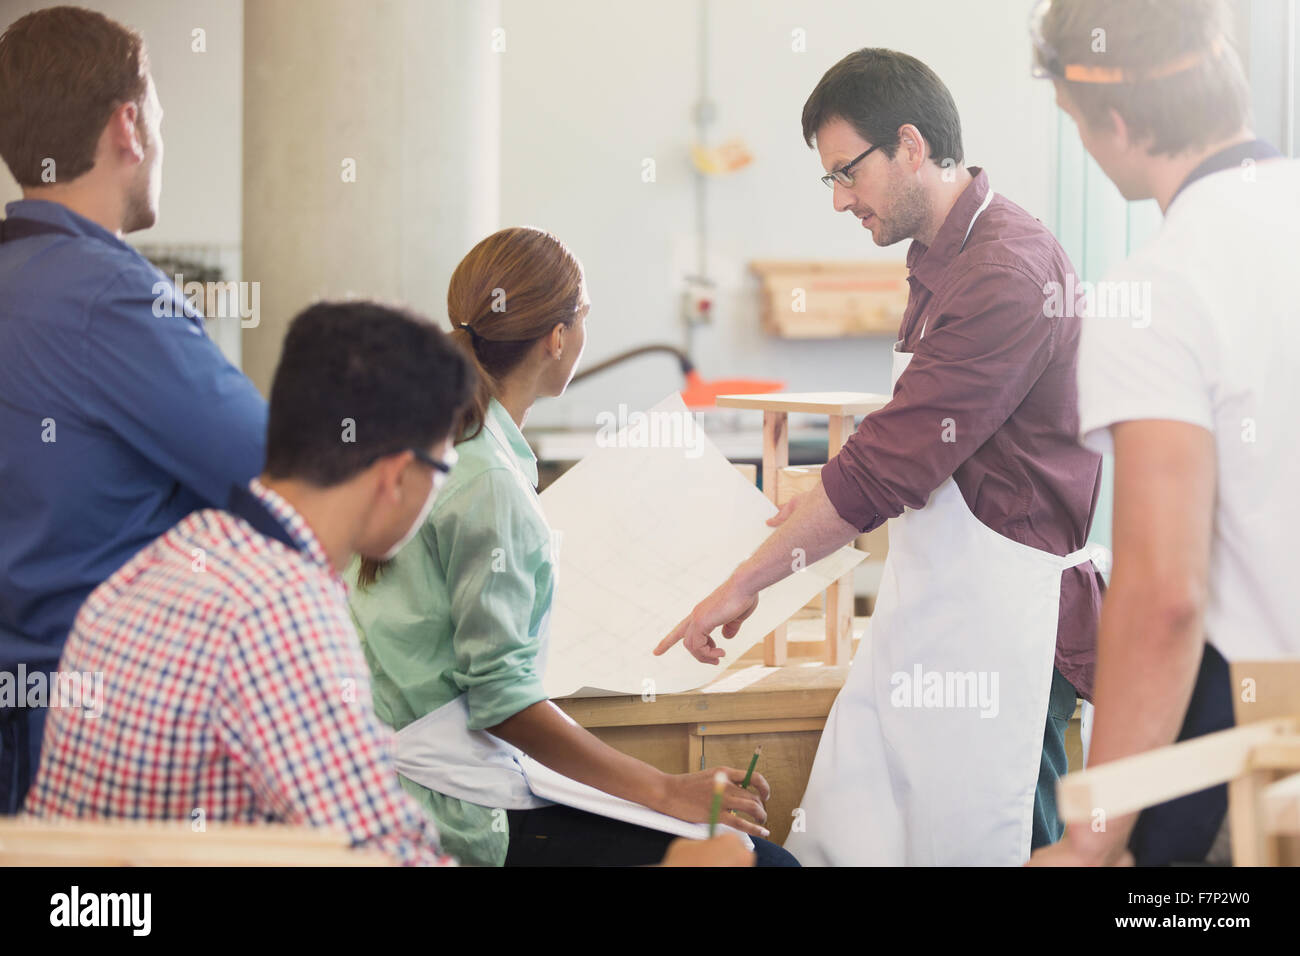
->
<box><xmin>821</xmin><ymin>143</ymin><xmax>882</xmax><ymax>189</ymax></box>
<box><xmin>410</xmin><ymin>448</ymin><xmax>453</xmax><ymax>474</ymax></box>
<box><xmin>366</xmin><ymin>448</ymin><xmax>455</xmax><ymax>474</ymax></box>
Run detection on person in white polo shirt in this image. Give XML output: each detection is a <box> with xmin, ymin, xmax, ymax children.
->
<box><xmin>1026</xmin><ymin>0</ymin><xmax>1299</xmax><ymax>865</ymax></box>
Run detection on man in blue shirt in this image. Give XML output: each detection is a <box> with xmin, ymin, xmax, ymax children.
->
<box><xmin>0</xmin><ymin>6</ymin><xmax>267</xmax><ymax>811</ymax></box>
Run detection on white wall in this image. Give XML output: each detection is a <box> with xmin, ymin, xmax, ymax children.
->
<box><xmin>498</xmin><ymin>0</ymin><xmax>1059</xmax><ymax>428</ymax></box>
<box><xmin>0</xmin><ymin>0</ymin><xmax>243</xmax><ymax>360</ymax></box>
<box><xmin>239</xmin><ymin>0</ymin><xmax>501</xmax><ymax>394</ymax></box>
<box><xmin>0</xmin><ymin>0</ymin><xmax>242</xmax><ymax>246</ymax></box>
<box><xmin>1</xmin><ymin>0</ymin><xmax>1058</xmax><ymax>409</ymax></box>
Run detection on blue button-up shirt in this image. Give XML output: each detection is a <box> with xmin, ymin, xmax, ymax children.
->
<box><xmin>0</xmin><ymin>199</ymin><xmax>267</xmax><ymax>670</ymax></box>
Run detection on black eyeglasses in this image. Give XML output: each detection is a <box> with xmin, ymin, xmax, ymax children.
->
<box><xmin>366</xmin><ymin>447</ymin><xmax>456</xmax><ymax>475</ymax></box>
<box><xmin>821</xmin><ymin>143</ymin><xmax>882</xmax><ymax>189</ymax></box>
<box><xmin>411</xmin><ymin>448</ymin><xmax>454</xmax><ymax>474</ymax></box>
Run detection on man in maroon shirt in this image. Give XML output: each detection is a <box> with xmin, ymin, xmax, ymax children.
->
<box><xmin>657</xmin><ymin>48</ymin><xmax>1105</xmax><ymax>865</ymax></box>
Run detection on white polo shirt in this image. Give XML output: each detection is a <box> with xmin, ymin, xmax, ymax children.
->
<box><xmin>1076</xmin><ymin>155</ymin><xmax>1300</xmax><ymax>661</ymax></box>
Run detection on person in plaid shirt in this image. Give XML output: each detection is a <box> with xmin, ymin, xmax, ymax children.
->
<box><xmin>24</xmin><ymin>301</ymin><xmax>474</xmax><ymax>865</ymax></box>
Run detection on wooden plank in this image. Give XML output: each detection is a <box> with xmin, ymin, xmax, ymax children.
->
<box><xmin>688</xmin><ymin>732</ymin><xmax>704</xmax><ymax>774</ymax></box>
<box><xmin>585</xmin><ymin>724</ymin><xmax>693</xmax><ymax>775</ymax></box>
<box><xmin>762</xmin><ymin>410</ymin><xmax>789</xmax><ymax>667</ymax></box>
<box><xmin>557</xmin><ymin>684</ymin><xmax>845</xmax><ymax>729</ymax></box>
<box><xmin>1229</xmin><ymin>770</ymin><xmax>1277</xmax><ymax>866</ymax></box>
<box><xmin>1230</xmin><ymin>660</ymin><xmax>1300</xmax><ymax>724</ymax></box>
<box><xmin>1262</xmin><ymin>771</ymin><xmax>1300</xmax><ymax>836</ymax></box>
<box><xmin>1057</xmin><ymin>718</ymin><xmax>1300</xmax><ymax>825</ymax></box>
<box><xmin>718</xmin><ymin>392</ymin><xmax>890</xmax><ymax>416</ymax></box>
<box><xmin>749</xmin><ymin>260</ymin><xmax>909</xmax><ymax>339</ymax></box>
<box><xmin>775</xmin><ymin>465</ymin><xmax>820</xmax><ymax>505</ymax></box>
<box><xmin>1249</xmin><ymin>741</ymin><xmax>1300</xmax><ymax>771</ymax></box>
<box><xmin>701</xmin><ymin>729</ymin><xmax>823</xmax><ymax>844</ymax></box>
<box><xmin>0</xmin><ymin>819</ymin><xmax>391</xmax><ymax>867</ymax></box>
<box><xmin>761</xmin><ymin>410</ymin><xmax>789</xmax><ymax>503</ymax></box>
<box><xmin>823</xmin><ymin>416</ymin><xmax>857</xmax><ymax>664</ymax></box>
<box><xmin>693</xmin><ymin>717</ymin><xmax>826</xmax><ymax>736</ymax></box>
<box><xmin>826</xmin><ymin>414</ymin><xmax>854</xmax><ymax>458</ymax></box>
<box><xmin>776</xmin><ymin>466</ymin><xmax>827</xmax><ymax>614</ymax></box>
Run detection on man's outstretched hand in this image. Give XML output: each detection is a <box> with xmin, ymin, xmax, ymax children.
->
<box><xmin>655</xmin><ymin>579</ymin><xmax>760</xmax><ymax>664</ymax></box>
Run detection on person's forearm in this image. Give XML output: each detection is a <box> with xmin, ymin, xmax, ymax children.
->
<box><xmin>1073</xmin><ymin>574</ymin><xmax>1204</xmax><ymax>849</ymax></box>
<box><xmin>732</xmin><ymin>482</ymin><xmax>859</xmax><ymax>594</ymax></box>
<box><xmin>489</xmin><ymin>700</ymin><xmax>670</xmax><ymax>811</ymax></box>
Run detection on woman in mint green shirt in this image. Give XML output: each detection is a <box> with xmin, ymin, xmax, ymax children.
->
<box><xmin>347</xmin><ymin>227</ymin><xmax>796</xmax><ymax>867</ymax></box>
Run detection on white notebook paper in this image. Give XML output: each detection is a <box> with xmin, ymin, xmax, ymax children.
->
<box><xmin>518</xmin><ymin>754</ymin><xmax>754</xmax><ymax>848</ymax></box>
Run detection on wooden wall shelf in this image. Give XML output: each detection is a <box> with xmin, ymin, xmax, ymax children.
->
<box><xmin>750</xmin><ymin>259</ymin><xmax>908</xmax><ymax>338</ymax></box>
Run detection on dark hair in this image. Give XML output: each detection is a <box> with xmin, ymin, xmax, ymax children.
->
<box><xmin>0</xmin><ymin>6</ymin><xmax>150</xmax><ymax>187</ymax></box>
<box><xmin>264</xmin><ymin>300</ymin><xmax>476</xmax><ymax>487</ymax></box>
<box><xmin>802</xmin><ymin>48</ymin><xmax>964</xmax><ymax>167</ymax></box>
<box><xmin>447</xmin><ymin>226</ymin><xmax>586</xmax><ymax>440</ymax></box>
<box><xmin>1038</xmin><ymin>0</ymin><xmax>1251</xmax><ymax>156</ymax></box>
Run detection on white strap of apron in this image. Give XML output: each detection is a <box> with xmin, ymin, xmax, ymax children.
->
<box><xmin>1061</xmin><ymin>542</ymin><xmax>1108</xmax><ymax>572</ymax></box>
<box><xmin>918</xmin><ymin>188</ymin><xmax>996</xmax><ymax>341</ymax></box>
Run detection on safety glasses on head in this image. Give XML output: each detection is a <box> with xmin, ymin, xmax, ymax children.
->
<box><xmin>1028</xmin><ymin>0</ymin><xmax>1223</xmax><ymax>85</ymax></box>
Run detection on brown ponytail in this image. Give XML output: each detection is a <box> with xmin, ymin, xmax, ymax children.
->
<box><xmin>356</xmin><ymin>226</ymin><xmax>585</xmax><ymax>589</ymax></box>
<box><xmin>446</xmin><ymin>226</ymin><xmax>585</xmax><ymax>439</ymax></box>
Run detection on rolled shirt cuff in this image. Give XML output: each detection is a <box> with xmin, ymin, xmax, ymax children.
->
<box><xmin>821</xmin><ymin>454</ymin><xmax>886</xmax><ymax>534</ymax></box>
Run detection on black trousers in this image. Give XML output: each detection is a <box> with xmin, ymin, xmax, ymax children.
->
<box><xmin>504</xmin><ymin>804</ymin><xmax>800</xmax><ymax>866</ymax></box>
<box><xmin>1127</xmin><ymin>643</ymin><xmax>1234</xmax><ymax>865</ymax></box>
<box><xmin>0</xmin><ymin>703</ymin><xmax>45</xmax><ymax>814</ymax></box>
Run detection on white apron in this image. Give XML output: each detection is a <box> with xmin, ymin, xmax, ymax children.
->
<box><xmin>785</xmin><ymin>191</ymin><xmax>1095</xmax><ymax>865</ymax></box>
<box><xmin>392</xmin><ymin>413</ymin><xmax>556</xmax><ymax>810</ymax></box>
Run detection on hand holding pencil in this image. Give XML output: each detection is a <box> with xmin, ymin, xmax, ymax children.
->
<box><xmin>658</xmin><ymin>764</ymin><xmax>772</xmax><ymax>839</ymax></box>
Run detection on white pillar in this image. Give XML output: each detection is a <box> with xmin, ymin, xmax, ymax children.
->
<box><xmin>242</xmin><ymin>0</ymin><xmax>500</xmax><ymax>393</ymax></box>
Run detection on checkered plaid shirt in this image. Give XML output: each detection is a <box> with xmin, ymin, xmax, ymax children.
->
<box><xmin>24</xmin><ymin>479</ymin><xmax>454</xmax><ymax>866</ymax></box>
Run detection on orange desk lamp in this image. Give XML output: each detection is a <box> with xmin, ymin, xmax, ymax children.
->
<box><xmin>568</xmin><ymin>345</ymin><xmax>783</xmax><ymax>411</ymax></box>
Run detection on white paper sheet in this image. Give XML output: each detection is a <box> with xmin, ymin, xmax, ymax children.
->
<box><xmin>518</xmin><ymin>754</ymin><xmax>754</xmax><ymax>847</ymax></box>
<box><xmin>539</xmin><ymin>394</ymin><xmax>866</xmax><ymax>697</ymax></box>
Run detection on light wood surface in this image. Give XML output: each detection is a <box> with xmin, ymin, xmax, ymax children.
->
<box><xmin>749</xmin><ymin>260</ymin><xmax>908</xmax><ymax>338</ymax></box>
<box><xmin>557</xmin><ymin>614</ymin><xmax>862</xmax><ymax>844</ymax></box>
<box><xmin>561</xmin><ymin>611</ymin><xmax>1089</xmax><ymax>849</ymax></box>
<box><xmin>717</xmin><ymin>391</ymin><xmax>890</xmax><ymax>415</ymax></box>
<box><xmin>0</xmin><ymin>818</ymin><xmax>392</xmax><ymax>867</ymax></box>
<box><xmin>760</xmin><ymin>410</ymin><xmax>790</xmax><ymax>665</ymax></box>
<box><xmin>1232</xmin><ymin>659</ymin><xmax>1300</xmax><ymax>724</ymax></box>
<box><xmin>824</xmin><ymin>419</ymin><xmax>855</xmax><ymax>666</ymax></box>
<box><xmin>1058</xmin><ymin>718</ymin><xmax>1300</xmax><ymax>825</ymax></box>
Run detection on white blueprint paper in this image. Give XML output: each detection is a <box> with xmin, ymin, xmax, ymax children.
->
<box><xmin>539</xmin><ymin>394</ymin><xmax>866</xmax><ymax>697</ymax></box>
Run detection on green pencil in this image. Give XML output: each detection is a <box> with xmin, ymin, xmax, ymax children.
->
<box><xmin>739</xmin><ymin>746</ymin><xmax>762</xmax><ymax>790</ymax></box>
<box><xmin>707</xmin><ymin>770</ymin><xmax>727</xmax><ymax>837</ymax></box>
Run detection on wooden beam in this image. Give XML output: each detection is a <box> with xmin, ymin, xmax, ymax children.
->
<box><xmin>1057</xmin><ymin>717</ymin><xmax>1300</xmax><ymax>825</ymax></box>
<box><xmin>693</xmin><ymin>717</ymin><xmax>826</xmax><ymax>736</ymax></box>
<box><xmin>0</xmin><ymin>818</ymin><xmax>391</xmax><ymax>866</ymax></box>
<box><xmin>1262</xmin><ymin>771</ymin><xmax>1300</xmax><ymax>836</ymax></box>
<box><xmin>761</xmin><ymin>409</ymin><xmax>789</xmax><ymax>666</ymax></box>
<box><xmin>1229</xmin><ymin>769</ymin><xmax>1277</xmax><ymax>866</ymax></box>
<box><xmin>717</xmin><ymin>392</ymin><xmax>889</xmax><ymax>416</ymax></box>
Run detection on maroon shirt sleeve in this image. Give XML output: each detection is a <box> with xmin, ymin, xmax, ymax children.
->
<box><xmin>822</xmin><ymin>263</ymin><xmax>1056</xmax><ymax>532</ymax></box>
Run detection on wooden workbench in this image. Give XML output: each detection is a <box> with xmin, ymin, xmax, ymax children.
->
<box><xmin>556</xmin><ymin>613</ymin><xmax>859</xmax><ymax>844</ymax></box>
<box><xmin>556</xmin><ymin>612</ymin><xmax>1085</xmax><ymax>846</ymax></box>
